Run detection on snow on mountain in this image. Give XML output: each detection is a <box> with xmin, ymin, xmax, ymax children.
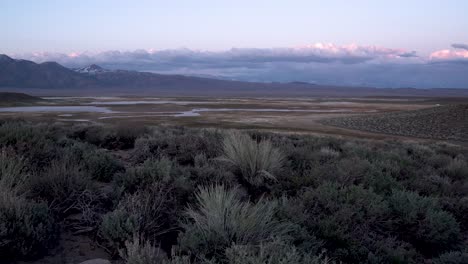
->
<box><xmin>75</xmin><ymin>64</ymin><xmax>109</xmax><ymax>74</ymax></box>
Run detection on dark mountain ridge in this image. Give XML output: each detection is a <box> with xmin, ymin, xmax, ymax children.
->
<box><xmin>1</xmin><ymin>54</ymin><xmax>468</xmax><ymax>97</ymax></box>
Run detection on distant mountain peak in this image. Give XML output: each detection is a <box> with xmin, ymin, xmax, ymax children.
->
<box><xmin>0</xmin><ymin>54</ymin><xmax>14</xmax><ymax>62</ymax></box>
<box><xmin>88</xmin><ymin>64</ymin><xmax>103</xmax><ymax>70</ymax></box>
<box><xmin>40</xmin><ymin>61</ymin><xmax>62</xmax><ymax>67</ymax></box>
<box><xmin>75</xmin><ymin>64</ymin><xmax>107</xmax><ymax>74</ymax></box>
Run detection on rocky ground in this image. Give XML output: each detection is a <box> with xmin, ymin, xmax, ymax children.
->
<box><xmin>322</xmin><ymin>104</ymin><xmax>468</xmax><ymax>142</ymax></box>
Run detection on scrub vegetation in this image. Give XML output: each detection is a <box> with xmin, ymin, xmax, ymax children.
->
<box><xmin>0</xmin><ymin>120</ymin><xmax>467</xmax><ymax>263</ymax></box>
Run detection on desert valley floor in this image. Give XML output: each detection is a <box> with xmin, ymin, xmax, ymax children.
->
<box><xmin>1</xmin><ymin>95</ymin><xmax>467</xmax><ymax>144</ymax></box>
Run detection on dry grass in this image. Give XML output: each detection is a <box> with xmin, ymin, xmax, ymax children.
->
<box><xmin>220</xmin><ymin>131</ymin><xmax>284</xmax><ymax>186</ymax></box>
<box><xmin>0</xmin><ymin>150</ymin><xmax>28</xmax><ymax>192</ymax></box>
<box><xmin>180</xmin><ymin>185</ymin><xmax>291</xmax><ymax>257</ymax></box>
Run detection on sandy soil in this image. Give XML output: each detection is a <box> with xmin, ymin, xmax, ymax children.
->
<box><xmin>1</xmin><ymin>96</ymin><xmax>465</xmax><ymax>145</ymax></box>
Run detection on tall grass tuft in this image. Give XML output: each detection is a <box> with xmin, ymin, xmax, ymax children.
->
<box><xmin>0</xmin><ymin>149</ymin><xmax>57</xmax><ymax>259</ymax></box>
<box><xmin>0</xmin><ymin>149</ymin><xmax>28</xmax><ymax>193</ymax></box>
<box><xmin>0</xmin><ymin>188</ymin><xmax>57</xmax><ymax>259</ymax></box>
<box><xmin>179</xmin><ymin>185</ymin><xmax>291</xmax><ymax>258</ymax></box>
<box><xmin>119</xmin><ymin>235</ymin><xmax>167</xmax><ymax>264</ymax></box>
<box><xmin>99</xmin><ymin>184</ymin><xmax>177</xmax><ymax>253</ymax></box>
<box><xmin>220</xmin><ymin>131</ymin><xmax>284</xmax><ymax>186</ymax></box>
<box><xmin>28</xmin><ymin>155</ymin><xmax>91</xmax><ymax>215</ymax></box>
<box><xmin>225</xmin><ymin>239</ymin><xmax>333</xmax><ymax>264</ymax></box>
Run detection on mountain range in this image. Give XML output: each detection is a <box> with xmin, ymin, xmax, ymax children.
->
<box><xmin>1</xmin><ymin>54</ymin><xmax>468</xmax><ymax>97</ymax></box>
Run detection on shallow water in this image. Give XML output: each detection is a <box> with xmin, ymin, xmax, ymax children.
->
<box><xmin>41</xmin><ymin>96</ymin><xmax>120</xmax><ymax>100</ymax></box>
<box><xmin>98</xmin><ymin>114</ymin><xmax>171</xmax><ymax>120</ymax></box>
<box><xmin>57</xmin><ymin>119</ymin><xmax>91</xmax><ymax>122</ymax></box>
<box><xmin>0</xmin><ymin>106</ymin><xmax>114</xmax><ymax>113</ymax></box>
<box><xmin>87</xmin><ymin>100</ymin><xmax>219</xmax><ymax>105</ymax></box>
<box><xmin>174</xmin><ymin>108</ymin><xmax>354</xmax><ymax>117</ymax></box>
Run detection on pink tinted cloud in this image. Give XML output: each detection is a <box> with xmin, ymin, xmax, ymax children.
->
<box><xmin>294</xmin><ymin>43</ymin><xmax>410</xmax><ymax>59</ymax></box>
<box><xmin>430</xmin><ymin>49</ymin><xmax>468</xmax><ymax>60</ymax></box>
<box><xmin>14</xmin><ymin>43</ymin><xmax>417</xmax><ymax>66</ymax></box>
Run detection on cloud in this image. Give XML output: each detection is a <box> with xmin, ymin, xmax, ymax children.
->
<box><xmin>430</xmin><ymin>48</ymin><xmax>468</xmax><ymax>64</ymax></box>
<box><xmin>452</xmin><ymin>43</ymin><xmax>468</xmax><ymax>50</ymax></box>
<box><xmin>8</xmin><ymin>43</ymin><xmax>468</xmax><ymax>88</ymax></box>
<box><xmin>398</xmin><ymin>51</ymin><xmax>418</xmax><ymax>58</ymax></box>
<box><xmin>15</xmin><ymin>43</ymin><xmax>413</xmax><ymax>68</ymax></box>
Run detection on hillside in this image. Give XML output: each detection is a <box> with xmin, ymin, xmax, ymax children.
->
<box><xmin>0</xmin><ymin>92</ymin><xmax>45</xmax><ymax>105</ymax></box>
<box><xmin>322</xmin><ymin>104</ymin><xmax>468</xmax><ymax>141</ymax></box>
<box><xmin>0</xmin><ymin>55</ymin><xmax>97</xmax><ymax>88</ymax></box>
<box><xmin>1</xmin><ymin>54</ymin><xmax>468</xmax><ymax>97</ymax></box>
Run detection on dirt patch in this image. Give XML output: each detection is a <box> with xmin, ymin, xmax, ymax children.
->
<box><xmin>322</xmin><ymin>104</ymin><xmax>468</xmax><ymax>142</ymax></box>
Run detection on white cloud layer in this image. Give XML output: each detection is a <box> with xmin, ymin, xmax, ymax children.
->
<box><xmin>10</xmin><ymin>43</ymin><xmax>468</xmax><ymax>88</ymax></box>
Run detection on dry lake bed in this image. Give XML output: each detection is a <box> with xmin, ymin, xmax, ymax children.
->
<box><xmin>0</xmin><ymin>96</ymin><xmax>464</xmax><ymax>142</ymax></box>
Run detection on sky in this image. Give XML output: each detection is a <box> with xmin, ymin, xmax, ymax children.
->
<box><xmin>2</xmin><ymin>0</ymin><xmax>468</xmax><ymax>88</ymax></box>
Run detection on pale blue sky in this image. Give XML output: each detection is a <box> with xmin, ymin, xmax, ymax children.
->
<box><xmin>2</xmin><ymin>0</ymin><xmax>467</xmax><ymax>54</ymax></box>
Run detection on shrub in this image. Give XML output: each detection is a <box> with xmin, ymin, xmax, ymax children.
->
<box><xmin>100</xmin><ymin>184</ymin><xmax>177</xmax><ymax>252</ymax></box>
<box><xmin>99</xmin><ymin>209</ymin><xmax>138</xmax><ymax>253</ymax></box>
<box><xmin>428</xmin><ymin>154</ymin><xmax>452</xmax><ymax>169</ymax></box>
<box><xmin>388</xmin><ymin>190</ymin><xmax>461</xmax><ymax>255</ymax></box>
<box><xmin>0</xmin><ymin>191</ymin><xmax>57</xmax><ymax>259</ymax></box>
<box><xmin>84</xmin><ymin>149</ymin><xmax>124</xmax><ymax>182</ymax></box>
<box><xmin>333</xmin><ymin>157</ymin><xmax>371</xmax><ymax>186</ymax></box>
<box><xmin>0</xmin><ymin>149</ymin><xmax>28</xmax><ymax>192</ymax></box>
<box><xmin>220</xmin><ymin>131</ymin><xmax>284</xmax><ymax>187</ymax></box>
<box><xmin>28</xmin><ymin>155</ymin><xmax>91</xmax><ymax>215</ymax></box>
<box><xmin>409</xmin><ymin>174</ymin><xmax>452</xmax><ymax>196</ymax></box>
<box><xmin>120</xmin><ymin>185</ymin><xmax>176</xmax><ymax>238</ymax></box>
<box><xmin>113</xmin><ymin>157</ymin><xmax>180</xmax><ymax>193</ymax></box>
<box><xmin>120</xmin><ymin>236</ymin><xmax>167</xmax><ymax>264</ymax></box>
<box><xmin>362</xmin><ymin>161</ymin><xmax>403</xmax><ymax>195</ymax></box>
<box><xmin>319</xmin><ymin>146</ymin><xmax>340</xmax><ymax>159</ymax></box>
<box><xmin>0</xmin><ymin>122</ymin><xmax>58</xmax><ymax>171</ymax></box>
<box><xmin>432</xmin><ymin>251</ymin><xmax>468</xmax><ymax>264</ymax></box>
<box><xmin>120</xmin><ymin>236</ymin><xmax>198</xmax><ymax>264</ymax></box>
<box><xmin>133</xmin><ymin>127</ymin><xmax>222</xmax><ymax>165</ymax></box>
<box><xmin>225</xmin><ymin>239</ymin><xmax>333</xmax><ymax>264</ymax></box>
<box><xmin>179</xmin><ymin>185</ymin><xmax>291</xmax><ymax>258</ymax></box>
<box><xmin>69</xmin><ymin>124</ymin><xmax>147</xmax><ymax>150</ymax></box>
<box><xmin>102</xmin><ymin>125</ymin><xmax>148</xmax><ymax>150</ymax></box>
<box><xmin>282</xmin><ymin>183</ymin><xmax>405</xmax><ymax>263</ymax></box>
<box><xmin>444</xmin><ymin>156</ymin><xmax>468</xmax><ymax>180</ymax></box>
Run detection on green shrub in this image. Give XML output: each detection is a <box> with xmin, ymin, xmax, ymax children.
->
<box><xmin>225</xmin><ymin>239</ymin><xmax>332</xmax><ymax>264</ymax></box>
<box><xmin>133</xmin><ymin>127</ymin><xmax>222</xmax><ymax>165</ymax></box>
<box><xmin>100</xmin><ymin>184</ymin><xmax>177</xmax><ymax>252</ymax></box>
<box><xmin>432</xmin><ymin>251</ymin><xmax>468</xmax><ymax>264</ymax></box>
<box><xmin>0</xmin><ymin>122</ymin><xmax>59</xmax><ymax>171</ymax></box>
<box><xmin>0</xmin><ymin>191</ymin><xmax>57</xmax><ymax>259</ymax></box>
<box><xmin>28</xmin><ymin>156</ymin><xmax>91</xmax><ymax>215</ymax></box>
<box><xmin>220</xmin><ymin>131</ymin><xmax>284</xmax><ymax>187</ymax></box>
<box><xmin>119</xmin><ymin>236</ymin><xmax>167</xmax><ymax>264</ymax></box>
<box><xmin>282</xmin><ymin>183</ymin><xmax>410</xmax><ymax>263</ymax></box>
<box><xmin>69</xmin><ymin>124</ymin><xmax>147</xmax><ymax>150</ymax></box>
<box><xmin>319</xmin><ymin>146</ymin><xmax>340</xmax><ymax>159</ymax></box>
<box><xmin>120</xmin><ymin>236</ymin><xmax>198</xmax><ymax>264</ymax></box>
<box><xmin>99</xmin><ymin>209</ymin><xmax>138</xmax><ymax>253</ymax></box>
<box><xmin>120</xmin><ymin>185</ymin><xmax>176</xmax><ymax>238</ymax></box>
<box><xmin>428</xmin><ymin>154</ymin><xmax>452</xmax><ymax>169</ymax></box>
<box><xmin>444</xmin><ymin>156</ymin><xmax>468</xmax><ymax>180</ymax></box>
<box><xmin>440</xmin><ymin>196</ymin><xmax>468</xmax><ymax>230</ymax></box>
<box><xmin>179</xmin><ymin>185</ymin><xmax>291</xmax><ymax>258</ymax></box>
<box><xmin>84</xmin><ymin>149</ymin><xmax>124</xmax><ymax>182</ymax></box>
<box><xmin>0</xmin><ymin>149</ymin><xmax>28</xmax><ymax>192</ymax></box>
<box><xmin>388</xmin><ymin>190</ymin><xmax>461</xmax><ymax>254</ymax></box>
<box><xmin>333</xmin><ymin>157</ymin><xmax>371</xmax><ymax>186</ymax></box>
<box><xmin>113</xmin><ymin>157</ymin><xmax>180</xmax><ymax>193</ymax></box>
<box><xmin>409</xmin><ymin>174</ymin><xmax>452</xmax><ymax>196</ymax></box>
